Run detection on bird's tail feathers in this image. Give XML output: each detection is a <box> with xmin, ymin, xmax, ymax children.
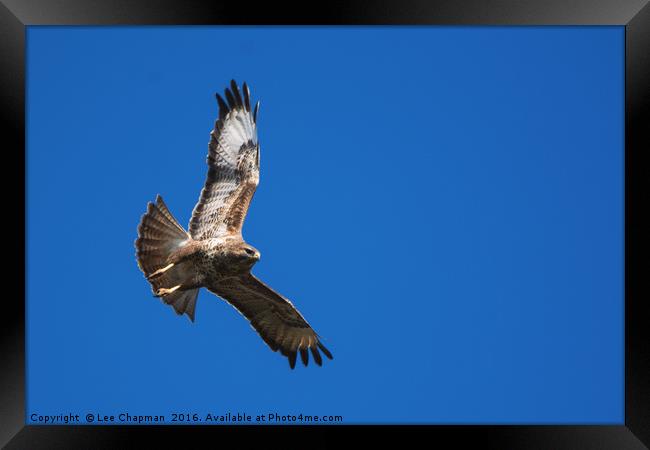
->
<box><xmin>135</xmin><ymin>195</ymin><xmax>189</xmax><ymax>275</ymax></box>
<box><xmin>135</xmin><ymin>195</ymin><xmax>200</xmax><ymax>321</ymax></box>
<box><xmin>160</xmin><ymin>287</ymin><xmax>200</xmax><ymax>322</ymax></box>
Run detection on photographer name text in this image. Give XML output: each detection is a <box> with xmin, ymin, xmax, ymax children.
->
<box><xmin>30</xmin><ymin>412</ymin><xmax>343</xmax><ymax>424</ymax></box>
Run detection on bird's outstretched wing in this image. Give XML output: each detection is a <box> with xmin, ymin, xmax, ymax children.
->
<box><xmin>207</xmin><ymin>273</ymin><xmax>333</xmax><ymax>369</ymax></box>
<box><xmin>189</xmin><ymin>80</ymin><xmax>260</xmax><ymax>240</ymax></box>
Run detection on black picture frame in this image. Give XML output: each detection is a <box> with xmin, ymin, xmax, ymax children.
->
<box><xmin>2</xmin><ymin>1</ymin><xmax>648</xmax><ymax>448</ymax></box>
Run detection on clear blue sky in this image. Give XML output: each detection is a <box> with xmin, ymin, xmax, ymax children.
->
<box><xmin>27</xmin><ymin>26</ymin><xmax>624</xmax><ymax>424</ymax></box>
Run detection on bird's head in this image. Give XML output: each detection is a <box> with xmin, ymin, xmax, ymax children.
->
<box><xmin>238</xmin><ymin>244</ymin><xmax>261</xmax><ymax>267</ymax></box>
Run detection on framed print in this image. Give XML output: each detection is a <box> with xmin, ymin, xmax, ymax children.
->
<box><xmin>2</xmin><ymin>0</ymin><xmax>649</xmax><ymax>448</ymax></box>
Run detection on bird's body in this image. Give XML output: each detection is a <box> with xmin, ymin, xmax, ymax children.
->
<box><xmin>135</xmin><ymin>80</ymin><xmax>332</xmax><ymax>369</ymax></box>
<box><xmin>180</xmin><ymin>236</ymin><xmax>259</xmax><ymax>282</ymax></box>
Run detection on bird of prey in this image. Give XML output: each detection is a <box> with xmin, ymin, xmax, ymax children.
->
<box><xmin>135</xmin><ymin>80</ymin><xmax>332</xmax><ymax>369</ymax></box>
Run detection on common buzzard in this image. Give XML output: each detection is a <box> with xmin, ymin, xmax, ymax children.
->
<box><xmin>135</xmin><ymin>80</ymin><xmax>332</xmax><ymax>369</ymax></box>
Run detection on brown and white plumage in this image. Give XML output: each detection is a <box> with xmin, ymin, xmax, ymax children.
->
<box><xmin>135</xmin><ymin>80</ymin><xmax>332</xmax><ymax>369</ymax></box>
<box><xmin>189</xmin><ymin>80</ymin><xmax>260</xmax><ymax>240</ymax></box>
<box><xmin>207</xmin><ymin>274</ymin><xmax>332</xmax><ymax>369</ymax></box>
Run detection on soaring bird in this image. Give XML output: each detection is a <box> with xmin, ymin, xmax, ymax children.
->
<box><xmin>135</xmin><ymin>80</ymin><xmax>332</xmax><ymax>369</ymax></box>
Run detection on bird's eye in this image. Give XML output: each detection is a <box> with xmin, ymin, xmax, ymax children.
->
<box><xmin>244</xmin><ymin>248</ymin><xmax>256</xmax><ymax>256</ymax></box>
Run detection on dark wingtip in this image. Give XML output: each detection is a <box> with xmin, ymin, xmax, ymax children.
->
<box><xmin>288</xmin><ymin>351</ymin><xmax>297</xmax><ymax>370</ymax></box>
<box><xmin>224</xmin><ymin>87</ymin><xmax>236</xmax><ymax>110</ymax></box>
<box><xmin>310</xmin><ymin>347</ymin><xmax>323</xmax><ymax>366</ymax></box>
<box><xmin>317</xmin><ymin>342</ymin><xmax>333</xmax><ymax>360</ymax></box>
<box><xmin>300</xmin><ymin>348</ymin><xmax>309</xmax><ymax>367</ymax></box>
<box><xmin>215</xmin><ymin>93</ymin><xmax>229</xmax><ymax>118</ymax></box>
<box><xmin>242</xmin><ymin>82</ymin><xmax>251</xmax><ymax>111</ymax></box>
<box><xmin>253</xmin><ymin>101</ymin><xmax>260</xmax><ymax>123</ymax></box>
<box><xmin>230</xmin><ymin>79</ymin><xmax>243</xmax><ymax>107</ymax></box>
